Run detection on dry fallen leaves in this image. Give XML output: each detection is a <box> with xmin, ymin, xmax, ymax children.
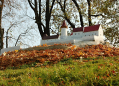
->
<box><xmin>0</xmin><ymin>43</ymin><xmax>119</xmax><ymax>70</ymax></box>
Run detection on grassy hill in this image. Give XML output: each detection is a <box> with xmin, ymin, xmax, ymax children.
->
<box><xmin>0</xmin><ymin>43</ymin><xmax>119</xmax><ymax>86</ymax></box>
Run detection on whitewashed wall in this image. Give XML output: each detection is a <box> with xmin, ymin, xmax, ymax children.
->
<box><xmin>72</xmin><ymin>32</ymin><xmax>83</xmax><ymax>38</ymax></box>
<box><xmin>61</xmin><ymin>28</ymin><xmax>67</xmax><ymax>38</ymax></box>
<box><xmin>40</xmin><ymin>25</ymin><xmax>104</xmax><ymax>45</ymax></box>
<box><xmin>81</xmin><ymin>36</ymin><xmax>95</xmax><ymax>41</ymax></box>
<box><xmin>0</xmin><ymin>46</ymin><xmax>20</xmax><ymax>55</ymax></box>
<box><xmin>94</xmin><ymin>36</ymin><xmax>104</xmax><ymax>43</ymax></box>
<box><xmin>98</xmin><ymin>26</ymin><xmax>103</xmax><ymax>36</ymax></box>
<box><xmin>40</xmin><ymin>38</ymin><xmax>75</xmax><ymax>45</ymax></box>
<box><xmin>83</xmin><ymin>31</ymin><xmax>98</xmax><ymax>37</ymax></box>
<box><xmin>40</xmin><ymin>39</ymin><xmax>60</xmax><ymax>45</ymax></box>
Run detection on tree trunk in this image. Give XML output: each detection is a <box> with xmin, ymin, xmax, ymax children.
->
<box><xmin>0</xmin><ymin>0</ymin><xmax>4</xmax><ymax>49</ymax></box>
<box><xmin>72</xmin><ymin>0</ymin><xmax>84</xmax><ymax>27</ymax></box>
<box><xmin>6</xmin><ymin>32</ymin><xmax>8</xmax><ymax>48</ymax></box>
<box><xmin>46</xmin><ymin>0</ymin><xmax>50</xmax><ymax>36</ymax></box>
<box><xmin>87</xmin><ymin>0</ymin><xmax>92</xmax><ymax>26</ymax></box>
<box><xmin>37</xmin><ymin>23</ymin><xmax>44</xmax><ymax>38</ymax></box>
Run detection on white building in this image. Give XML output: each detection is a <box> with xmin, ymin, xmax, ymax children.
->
<box><xmin>40</xmin><ymin>20</ymin><xmax>104</xmax><ymax>45</ymax></box>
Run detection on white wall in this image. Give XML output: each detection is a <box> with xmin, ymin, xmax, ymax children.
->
<box><xmin>81</xmin><ymin>36</ymin><xmax>95</xmax><ymax>41</ymax></box>
<box><xmin>61</xmin><ymin>28</ymin><xmax>67</xmax><ymax>38</ymax></box>
<box><xmin>71</xmin><ymin>31</ymin><xmax>98</xmax><ymax>40</ymax></box>
<box><xmin>98</xmin><ymin>25</ymin><xmax>103</xmax><ymax>36</ymax></box>
<box><xmin>40</xmin><ymin>25</ymin><xmax>104</xmax><ymax>45</ymax></box>
<box><xmin>83</xmin><ymin>31</ymin><xmax>98</xmax><ymax>37</ymax></box>
<box><xmin>72</xmin><ymin>32</ymin><xmax>83</xmax><ymax>38</ymax></box>
<box><xmin>0</xmin><ymin>46</ymin><xmax>20</xmax><ymax>55</ymax></box>
<box><xmin>40</xmin><ymin>39</ymin><xmax>60</xmax><ymax>45</ymax></box>
<box><xmin>94</xmin><ymin>36</ymin><xmax>104</xmax><ymax>43</ymax></box>
<box><xmin>40</xmin><ymin>38</ymin><xmax>75</xmax><ymax>45</ymax></box>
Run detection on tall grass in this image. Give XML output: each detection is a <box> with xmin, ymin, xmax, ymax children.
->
<box><xmin>0</xmin><ymin>56</ymin><xmax>119</xmax><ymax>86</ymax></box>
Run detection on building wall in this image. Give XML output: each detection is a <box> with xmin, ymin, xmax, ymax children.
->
<box><xmin>71</xmin><ymin>32</ymin><xmax>83</xmax><ymax>38</ymax></box>
<box><xmin>81</xmin><ymin>35</ymin><xmax>95</xmax><ymax>41</ymax></box>
<box><xmin>40</xmin><ymin>39</ymin><xmax>60</xmax><ymax>45</ymax></box>
<box><xmin>0</xmin><ymin>46</ymin><xmax>20</xmax><ymax>55</ymax></box>
<box><xmin>98</xmin><ymin>26</ymin><xmax>103</xmax><ymax>36</ymax></box>
<box><xmin>40</xmin><ymin>38</ymin><xmax>75</xmax><ymax>45</ymax></box>
<box><xmin>40</xmin><ymin>25</ymin><xmax>104</xmax><ymax>45</ymax></box>
<box><xmin>61</xmin><ymin>28</ymin><xmax>67</xmax><ymax>37</ymax></box>
<box><xmin>94</xmin><ymin>36</ymin><xmax>104</xmax><ymax>43</ymax></box>
<box><xmin>70</xmin><ymin>30</ymin><xmax>98</xmax><ymax>39</ymax></box>
<box><xmin>83</xmin><ymin>31</ymin><xmax>98</xmax><ymax>37</ymax></box>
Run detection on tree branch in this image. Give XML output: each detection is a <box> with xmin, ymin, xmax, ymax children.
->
<box><xmin>15</xmin><ymin>28</ymin><xmax>32</xmax><ymax>46</ymax></box>
<box><xmin>28</xmin><ymin>0</ymin><xmax>35</xmax><ymax>12</ymax></box>
<box><xmin>72</xmin><ymin>0</ymin><xmax>84</xmax><ymax>27</ymax></box>
<box><xmin>52</xmin><ymin>15</ymin><xmax>64</xmax><ymax>18</ymax></box>
<box><xmin>25</xmin><ymin>14</ymin><xmax>35</xmax><ymax>20</ymax></box>
<box><xmin>49</xmin><ymin>0</ymin><xmax>55</xmax><ymax>20</ymax></box>
<box><xmin>91</xmin><ymin>14</ymin><xmax>105</xmax><ymax>17</ymax></box>
<box><xmin>64</xmin><ymin>0</ymin><xmax>66</xmax><ymax>12</ymax></box>
<box><xmin>50</xmin><ymin>28</ymin><xmax>58</xmax><ymax>34</ymax></box>
<box><xmin>41</xmin><ymin>22</ymin><xmax>46</xmax><ymax>30</ymax></box>
<box><xmin>56</xmin><ymin>0</ymin><xmax>75</xmax><ymax>28</ymax></box>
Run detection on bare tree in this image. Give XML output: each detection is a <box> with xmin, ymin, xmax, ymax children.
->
<box><xmin>4</xmin><ymin>23</ymin><xmax>38</xmax><ymax>48</ymax></box>
<box><xmin>0</xmin><ymin>0</ymin><xmax>21</xmax><ymax>49</ymax></box>
<box><xmin>28</xmin><ymin>0</ymin><xmax>56</xmax><ymax>38</ymax></box>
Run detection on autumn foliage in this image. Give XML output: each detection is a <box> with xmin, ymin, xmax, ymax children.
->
<box><xmin>0</xmin><ymin>43</ymin><xmax>119</xmax><ymax>70</ymax></box>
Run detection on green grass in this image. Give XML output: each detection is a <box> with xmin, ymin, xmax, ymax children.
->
<box><xmin>0</xmin><ymin>56</ymin><xmax>119</xmax><ymax>86</ymax></box>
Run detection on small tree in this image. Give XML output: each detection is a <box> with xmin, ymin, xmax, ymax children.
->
<box><xmin>0</xmin><ymin>0</ymin><xmax>21</xmax><ymax>49</ymax></box>
<box><xmin>28</xmin><ymin>0</ymin><xmax>56</xmax><ymax>38</ymax></box>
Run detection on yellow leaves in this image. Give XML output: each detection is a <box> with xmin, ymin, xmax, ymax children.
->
<box><xmin>71</xmin><ymin>45</ymin><xmax>76</xmax><ymax>50</ymax></box>
<box><xmin>0</xmin><ymin>43</ymin><xmax>119</xmax><ymax>69</ymax></box>
<box><xmin>40</xmin><ymin>58</ymin><xmax>45</xmax><ymax>63</ymax></box>
<box><xmin>15</xmin><ymin>50</ymin><xmax>18</xmax><ymax>53</ymax></box>
<box><xmin>38</xmin><ymin>78</ymin><xmax>42</xmax><ymax>80</ymax></box>
<box><xmin>3</xmin><ymin>52</ymin><xmax>6</xmax><ymax>56</ymax></box>
<box><xmin>96</xmin><ymin>76</ymin><xmax>100</xmax><ymax>79</ymax></box>
<box><xmin>43</xmin><ymin>43</ymin><xmax>47</xmax><ymax>47</ymax></box>
<box><xmin>98</xmin><ymin>66</ymin><xmax>102</xmax><ymax>69</ymax></box>
<box><xmin>109</xmin><ymin>63</ymin><xmax>113</xmax><ymax>66</ymax></box>
<box><xmin>12</xmin><ymin>77</ymin><xmax>16</xmax><ymax>80</ymax></box>
<box><xmin>77</xmin><ymin>52</ymin><xmax>83</xmax><ymax>56</ymax></box>
<box><xmin>71</xmin><ymin>55</ymin><xmax>75</xmax><ymax>57</ymax></box>
<box><xmin>46</xmin><ymin>84</ymin><xmax>49</xmax><ymax>86</ymax></box>
<box><xmin>28</xmin><ymin>76</ymin><xmax>31</xmax><ymax>79</ymax></box>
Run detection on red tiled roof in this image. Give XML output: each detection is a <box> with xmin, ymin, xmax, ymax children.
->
<box><xmin>84</xmin><ymin>24</ymin><xmax>100</xmax><ymax>32</ymax></box>
<box><xmin>61</xmin><ymin>20</ymin><xmax>68</xmax><ymax>28</ymax></box>
<box><xmin>42</xmin><ymin>34</ymin><xmax>59</xmax><ymax>40</ymax></box>
<box><xmin>73</xmin><ymin>27</ymin><xmax>83</xmax><ymax>32</ymax></box>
